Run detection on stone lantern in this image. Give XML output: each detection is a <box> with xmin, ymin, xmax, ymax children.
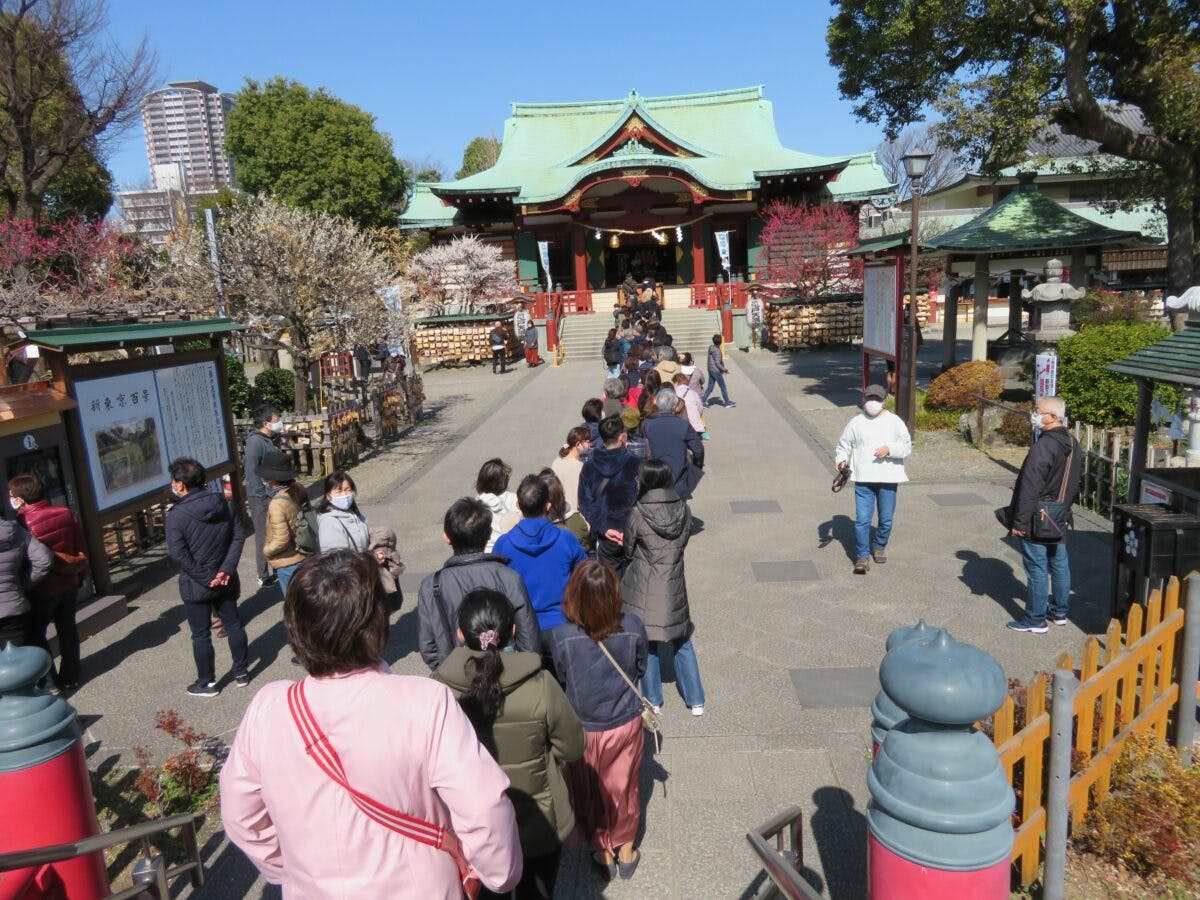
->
<box><xmin>1022</xmin><ymin>258</ymin><xmax>1083</xmax><ymax>344</ymax></box>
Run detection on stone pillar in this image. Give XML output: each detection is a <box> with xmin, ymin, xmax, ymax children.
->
<box><xmin>1007</xmin><ymin>270</ymin><xmax>1025</xmax><ymax>333</ymax></box>
<box><xmin>972</xmin><ymin>254</ymin><xmax>990</xmax><ymax>361</ymax></box>
<box><xmin>941</xmin><ymin>278</ymin><xmax>958</xmax><ymax>371</ymax></box>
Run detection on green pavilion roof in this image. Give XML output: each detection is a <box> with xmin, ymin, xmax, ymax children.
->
<box><xmin>400</xmin><ymin>86</ymin><xmax>892</xmax><ymax>226</ymax></box>
<box><xmin>24</xmin><ymin>318</ymin><xmax>244</xmax><ymax>350</ymax></box>
<box><xmin>928</xmin><ymin>178</ymin><xmax>1142</xmax><ymax>253</ymax></box>
<box><xmin>845</xmin><ymin>228</ymin><xmax>937</xmax><ymax>257</ymax></box>
<box><xmin>1107</xmin><ymin>321</ymin><xmax>1200</xmax><ymax>388</ymax></box>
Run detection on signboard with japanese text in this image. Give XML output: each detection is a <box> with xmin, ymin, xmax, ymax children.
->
<box><xmin>863</xmin><ymin>262</ymin><xmax>899</xmax><ymax>358</ymax></box>
<box><xmin>73</xmin><ymin>361</ymin><xmax>230</xmax><ymax>511</ymax></box>
<box><xmin>1035</xmin><ymin>352</ymin><xmax>1058</xmax><ymax>401</ymax></box>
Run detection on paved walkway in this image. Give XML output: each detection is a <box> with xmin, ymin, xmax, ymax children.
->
<box><xmin>71</xmin><ymin>330</ymin><xmax>1113</xmax><ymax>899</ymax></box>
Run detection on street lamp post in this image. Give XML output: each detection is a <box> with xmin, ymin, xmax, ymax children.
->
<box><xmin>900</xmin><ymin>151</ymin><xmax>933</xmax><ymax>435</ymax></box>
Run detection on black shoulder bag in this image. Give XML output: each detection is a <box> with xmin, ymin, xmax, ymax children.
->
<box><xmin>1031</xmin><ymin>441</ymin><xmax>1076</xmax><ymax>542</ymax></box>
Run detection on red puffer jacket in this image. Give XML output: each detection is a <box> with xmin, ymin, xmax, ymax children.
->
<box><xmin>17</xmin><ymin>500</ymin><xmax>87</xmax><ymax>596</ymax></box>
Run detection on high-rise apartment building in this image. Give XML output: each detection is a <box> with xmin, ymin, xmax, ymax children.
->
<box><xmin>141</xmin><ymin>80</ymin><xmax>235</xmax><ymax>194</ymax></box>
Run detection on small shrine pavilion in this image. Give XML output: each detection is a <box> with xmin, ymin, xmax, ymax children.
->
<box><xmin>400</xmin><ymin>86</ymin><xmax>892</xmax><ymax>299</ymax></box>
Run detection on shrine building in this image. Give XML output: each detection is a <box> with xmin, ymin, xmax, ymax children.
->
<box><xmin>399</xmin><ymin>86</ymin><xmax>892</xmax><ymax>306</ymax></box>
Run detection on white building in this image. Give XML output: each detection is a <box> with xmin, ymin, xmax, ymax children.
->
<box><xmin>141</xmin><ymin>80</ymin><xmax>235</xmax><ymax>195</ymax></box>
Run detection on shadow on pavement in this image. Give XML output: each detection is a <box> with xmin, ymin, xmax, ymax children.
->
<box><xmin>82</xmin><ymin>603</ymin><xmax>187</xmax><ymax>684</ymax></box>
<box><xmin>955</xmin><ymin>549</ymin><xmax>1027</xmax><ymax>621</ymax></box>
<box><xmin>810</xmin><ymin>785</ymin><xmax>868</xmax><ymax>900</ymax></box>
<box><xmin>818</xmin><ymin>514</ymin><xmax>857</xmax><ymax>562</ymax></box>
<box><xmin>190</xmin><ymin>830</ymin><xmax>280</xmax><ymax>899</ymax></box>
<box><xmin>382</xmin><ymin>605</ymin><xmax>421</xmax><ymax>666</ymax></box>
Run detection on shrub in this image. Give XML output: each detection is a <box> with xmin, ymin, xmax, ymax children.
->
<box><xmin>925</xmin><ymin>360</ymin><xmax>1005</xmax><ymax>410</ymax></box>
<box><xmin>253</xmin><ymin>366</ymin><xmax>295</xmax><ymax>413</ymax></box>
<box><xmin>224</xmin><ymin>352</ymin><xmax>252</xmax><ymax>418</ymax></box>
<box><xmin>1075</xmin><ymin>732</ymin><xmax>1200</xmax><ymax>884</ymax></box>
<box><xmin>1071</xmin><ymin>289</ymin><xmax>1156</xmax><ymax>327</ymax></box>
<box><xmin>132</xmin><ymin>710</ymin><xmax>222</xmax><ymax>818</ymax></box>
<box><xmin>997</xmin><ymin>402</ymin><xmax>1033</xmax><ymax>447</ymax></box>
<box><xmin>1057</xmin><ymin>322</ymin><xmax>1177</xmax><ymax>427</ymax></box>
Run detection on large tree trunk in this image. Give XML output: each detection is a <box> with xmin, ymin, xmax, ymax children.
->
<box><xmin>1164</xmin><ymin>193</ymin><xmax>1195</xmax><ymax>331</ymax></box>
<box><xmin>292</xmin><ymin>357</ymin><xmax>310</xmax><ymax>414</ymax></box>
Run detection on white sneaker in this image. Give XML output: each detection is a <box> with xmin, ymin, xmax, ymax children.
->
<box><xmin>691</xmin><ymin>705</ymin><xmax>705</xmax><ymax>717</ymax></box>
<box><xmin>651</xmin><ymin>705</ymin><xmax>662</xmax><ymax>715</ymax></box>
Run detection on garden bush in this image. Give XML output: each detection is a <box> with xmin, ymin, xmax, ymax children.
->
<box><xmin>253</xmin><ymin>366</ymin><xmax>296</xmax><ymax>413</ymax></box>
<box><xmin>1071</xmin><ymin>289</ymin><xmax>1156</xmax><ymax>327</ymax></box>
<box><xmin>997</xmin><ymin>401</ymin><xmax>1033</xmax><ymax>447</ymax></box>
<box><xmin>1075</xmin><ymin>732</ymin><xmax>1200</xmax><ymax>884</ymax></box>
<box><xmin>224</xmin><ymin>352</ymin><xmax>252</xmax><ymax>418</ymax></box>
<box><xmin>1057</xmin><ymin>322</ymin><xmax>1177</xmax><ymax>427</ymax></box>
<box><xmin>924</xmin><ymin>360</ymin><xmax>1005</xmax><ymax>410</ymax></box>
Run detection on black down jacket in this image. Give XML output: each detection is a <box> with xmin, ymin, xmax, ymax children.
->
<box><xmin>165</xmin><ymin>490</ymin><xmax>246</xmax><ymax>604</ymax></box>
<box><xmin>620</xmin><ymin>487</ymin><xmax>693</xmax><ymax>642</ymax></box>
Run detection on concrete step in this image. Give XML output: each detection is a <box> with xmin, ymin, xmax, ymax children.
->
<box><xmin>558</xmin><ymin>309</ymin><xmax>720</xmax><ymax>361</ymax></box>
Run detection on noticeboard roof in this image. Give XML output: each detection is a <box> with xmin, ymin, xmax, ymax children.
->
<box><xmin>0</xmin><ymin>381</ymin><xmax>77</xmax><ymax>423</ymax></box>
<box><xmin>414</xmin><ymin>312</ymin><xmax>515</xmax><ymax>326</ymax></box>
<box><xmin>1107</xmin><ymin>320</ymin><xmax>1200</xmax><ymax>388</ymax></box>
<box><xmin>23</xmin><ymin>318</ymin><xmax>245</xmax><ymax>350</ymax></box>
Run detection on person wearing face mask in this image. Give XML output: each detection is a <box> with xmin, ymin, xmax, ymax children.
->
<box><xmin>316</xmin><ymin>471</ymin><xmax>370</xmax><ymax>553</ymax></box>
<box><xmin>1003</xmin><ymin>396</ymin><xmax>1081</xmax><ymax>634</ymax></box>
<box><xmin>244</xmin><ymin>403</ymin><xmax>284</xmax><ymax>588</ymax></box>
<box><xmin>834</xmin><ymin>384</ymin><xmax>912</xmax><ymax>575</ymax></box>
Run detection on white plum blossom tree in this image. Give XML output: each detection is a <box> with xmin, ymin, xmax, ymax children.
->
<box><xmin>404</xmin><ymin>234</ymin><xmax>517</xmax><ymax>315</ymax></box>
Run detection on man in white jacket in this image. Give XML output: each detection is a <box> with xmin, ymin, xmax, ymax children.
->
<box><xmin>834</xmin><ymin>384</ymin><xmax>912</xmax><ymax>574</ymax></box>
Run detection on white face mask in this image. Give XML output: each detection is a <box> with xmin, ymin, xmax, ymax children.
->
<box><xmin>8</xmin><ymin>497</ymin><xmax>21</xmax><ymax>511</ymax></box>
<box><xmin>863</xmin><ymin>400</ymin><xmax>884</xmax><ymax>417</ymax></box>
<box><xmin>1030</xmin><ymin>411</ymin><xmax>1045</xmax><ymax>429</ymax></box>
<box><xmin>270</xmin><ymin>420</ymin><xmax>284</xmax><ymax>434</ymax></box>
<box><xmin>329</xmin><ymin>493</ymin><xmax>355</xmax><ymax>511</ymax></box>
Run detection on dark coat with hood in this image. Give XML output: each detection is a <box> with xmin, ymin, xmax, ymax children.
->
<box><xmin>165</xmin><ymin>490</ymin><xmax>246</xmax><ymax>605</ymax></box>
<box><xmin>643</xmin><ymin>414</ymin><xmax>705</xmax><ymax>499</ymax></box>
<box><xmin>578</xmin><ymin>444</ymin><xmax>641</xmax><ymax>537</ymax></box>
<box><xmin>0</xmin><ymin>520</ymin><xmax>53</xmax><ymax>619</ymax></box>
<box><xmin>434</xmin><ymin>648</ymin><xmax>585</xmax><ymax>857</ymax></box>
<box><xmin>417</xmin><ymin>552</ymin><xmax>541</xmax><ymax>669</ymax></box>
<box><xmin>621</xmin><ymin>488</ymin><xmax>693</xmax><ymax>642</ymax></box>
<box><xmin>493</xmin><ymin>519</ymin><xmax>587</xmax><ymax>632</ymax></box>
<box><xmin>1006</xmin><ymin>427</ymin><xmax>1081</xmax><ymax>539</ymax></box>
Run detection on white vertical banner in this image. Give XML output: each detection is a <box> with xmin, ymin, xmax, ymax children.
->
<box><xmin>537</xmin><ymin>240</ymin><xmax>552</xmax><ymax>293</ymax></box>
<box><xmin>1034</xmin><ymin>351</ymin><xmax>1058</xmax><ymax>401</ymax></box>
<box><xmin>714</xmin><ymin>230</ymin><xmax>731</xmax><ymax>272</ymax></box>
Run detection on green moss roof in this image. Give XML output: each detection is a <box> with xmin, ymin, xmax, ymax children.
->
<box><xmin>1108</xmin><ymin>321</ymin><xmax>1200</xmax><ymax>388</ymax></box>
<box><xmin>24</xmin><ymin>318</ymin><xmax>244</xmax><ymax>349</ymax></box>
<box><xmin>399</xmin><ymin>86</ymin><xmax>892</xmax><ymax>225</ymax></box>
<box><xmin>928</xmin><ymin>180</ymin><xmax>1141</xmax><ymax>252</ymax></box>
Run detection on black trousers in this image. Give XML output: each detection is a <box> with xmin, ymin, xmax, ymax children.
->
<box><xmin>183</xmin><ymin>594</ymin><xmax>249</xmax><ymax>683</ymax></box>
<box><xmin>0</xmin><ymin>612</ymin><xmax>33</xmax><ymax>648</ymax></box>
<box><xmin>247</xmin><ymin>494</ymin><xmax>271</xmax><ymax>580</ymax></box>
<box><xmin>479</xmin><ymin>847</ymin><xmax>561</xmax><ymax>900</ymax></box>
<box><xmin>492</xmin><ymin>348</ymin><xmax>506</xmax><ymax>372</ymax></box>
<box><xmin>32</xmin><ymin>590</ymin><xmax>80</xmax><ymax>687</ymax></box>
<box><xmin>595</xmin><ymin>535</ymin><xmax>628</xmax><ymax>576</ymax></box>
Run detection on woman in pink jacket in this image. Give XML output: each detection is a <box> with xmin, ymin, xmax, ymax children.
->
<box><xmin>219</xmin><ymin>550</ymin><xmax>522</xmax><ymax>898</ymax></box>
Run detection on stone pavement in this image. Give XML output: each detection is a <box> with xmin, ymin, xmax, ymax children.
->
<box><xmin>70</xmin><ymin>328</ymin><xmax>1113</xmax><ymax>899</ymax></box>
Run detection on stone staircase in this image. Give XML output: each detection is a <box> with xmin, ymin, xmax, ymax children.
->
<box><xmin>557</xmin><ymin>307</ymin><xmax>722</xmax><ymax>363</ymax></box>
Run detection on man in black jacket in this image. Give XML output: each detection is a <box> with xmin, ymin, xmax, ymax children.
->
<box><xmin>1004</xmin><ymin>397</ymin><xmax>1081</xmax><ymax>634</ymax></box>
<box><xmin>579</xmin><ymin>415</ymin><xmax>642</xmax><ymax>573</ymax></box>
<box><xmin>642</xmin><ymin>388</ymin><xmax>705</xmax><ymax>499</ymax></box>
<box><xmin>243</xmin><ymin>403</ymin><xmax>281</xmax><ymax>587</ymax></box>
<box><xmin>165</xmin><ymin>458</ymin><xmax>250</xmax><ymax>696</ymax></box>
<box><xmin>417</xmin><ymin>498</ymin><xmax>540</xmax><ymax>669</ymax></box>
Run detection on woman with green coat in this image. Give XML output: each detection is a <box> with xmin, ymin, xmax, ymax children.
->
<box><xmin>435</xmin><ymin>588</ymin><xmax>585</xmax><ymax>900</ymax></box>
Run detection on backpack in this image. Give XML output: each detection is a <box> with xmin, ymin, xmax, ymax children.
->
<box><xmin>603</xmin><ymin>340</ymin><xmax>622</xmax><ymax>365</ymax></box>
<box><xmin>295</xmin><ymin>508</ymin><xmax>321</xmax><ymax>555</ymax></box>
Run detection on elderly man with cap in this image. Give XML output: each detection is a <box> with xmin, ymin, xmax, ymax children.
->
<box><xmin>834</xmin><ymin>384</ymin><xmax>912</xmax><ymax>575</ymax></box>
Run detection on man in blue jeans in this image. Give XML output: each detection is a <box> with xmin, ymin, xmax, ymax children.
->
<box><xmin>834</xmin><ymin>385</ymin><xmax>912</xmax><ymax>574</ymax></box>
<box><xmin>702</xmin><ymin>333</ymin><xmax>735</xmax><ymax>407</ymax></box>
<box><xmin>1005</xmin><ymin>396</ymin><xmax>1081</xmax><ymax>633</ymax></box>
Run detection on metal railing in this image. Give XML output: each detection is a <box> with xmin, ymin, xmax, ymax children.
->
<box><xmin>0</xmin><ymin>813</ymin><xmax>204</xmax><ymax>900</ymax></box>
<box><xmin>746</xmin><ymin>806</ymin><xmax>822</xmax><ymax>899</ymax></box>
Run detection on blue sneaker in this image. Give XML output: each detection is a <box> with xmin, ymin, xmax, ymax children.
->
<box><xmin>1006</xmin><ymin>619</ymin><xmax>1048</xmax><ymax>634</ymax></box>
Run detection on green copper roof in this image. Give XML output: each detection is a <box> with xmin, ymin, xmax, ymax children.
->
<box><xmin>25</xmin><ymin>318</ymin><xmax>245</xmax><ymax>349</ymax></box>
<box><xmin>845</xmin><ymin>228</ymin><xmax>938</xmax><ymax>257</ymax></box>
<box><xmin>1107</xmin><ymin>321</ymin><xmax>1200</xmax><ymax>388</ymax></box>
<box><xmin>399</xmin><ymin>86</ymin><xmax>891</xmax><ymax>224</ymax></box>
<box><xmin>928</xmin><ymin>179</ymin><xmax>1141</xmax><ymax>252</ymax></box>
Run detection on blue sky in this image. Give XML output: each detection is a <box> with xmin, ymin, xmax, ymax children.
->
<box><xmin>103</xmin><ymin>0</ymin><xmax>889</xmax><ymax>188</ymax></box>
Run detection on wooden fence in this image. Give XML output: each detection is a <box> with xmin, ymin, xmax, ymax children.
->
<box><xmin>990</xmin><ymin>575</ymin><xmax>1190</xmax><ymax>888</ymax></box>
<box><xmin>1071</xmin><ymin>421</ymin><xmax>1174</xmax><ymax>517</ymax></box>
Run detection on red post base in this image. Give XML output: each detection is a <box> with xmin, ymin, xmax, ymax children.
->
<box><xmin>869</xmin><ymin>834</ymin><xmax>1008</xmax><ymax>900</ymax></box>
<box><xmin>720</xmin><ymin>308</ymin><xmax>734</xmax><ymax>343</ymax></box>
<box><xmin>0</xmin><ymin>743</ymin><xmax>108</xmax><ymax>900</ymax></box>
<box><xmin>546</xmin><ymin>317</ymin><xmax>558</xmax><ymax>352</ymax></box>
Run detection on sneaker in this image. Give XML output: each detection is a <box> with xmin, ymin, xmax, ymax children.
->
<box><xmin>256</xmin><ymin>574</ymin><xmax>277</xmax><ymax>588</ymax></box>
<box><xmin>701</xmin><ymin>432</ymin><xmax>710</xmax><ymax>441</ymax></box>
<box><xmin>187</xmin><ymin>680</ymin><xmax>219</xmax><ymax>698</ymax></box>
<box><xmin>853</xmin><ymin>558</ymin><xmax>869</xmax><ymax>575</ymax></box>
<box><xmin>726</xmin><ymin>401</ymin><xmax>737</xmax><ymax>407</ymax></box>
<box><xmin>1049</xmin><ymin>616</ymin><xmax>1069</xmax><ymax>626</ymax></box>
<box><xmin>1006</xmin><ymin>620</ymin><xmax>1048</xmax><ymax>634</ymax></box>
<box><xmin>650</xmin><ymin>705</ymin><xmax>662</xmax><ymax>715</ymax></box>
<box><xmin>691</xmin><ymin>705</ymin><xmax>705</xmax><ymax>717</ymax></box>
<box><xmin>234</xmin><ymin>674</ymin><xmax>251</xmax><ymax>688</ymax></box>
<box><xmin>871</xmin><ymin>548</ymin><xmax>887</xmax><ymax>564</ymax></box>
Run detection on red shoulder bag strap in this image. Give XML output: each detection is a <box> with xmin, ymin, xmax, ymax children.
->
<box><xmin>286</xmin><ymin>681</ymin><xmax>478</xmax><ymax>894</ymax></box>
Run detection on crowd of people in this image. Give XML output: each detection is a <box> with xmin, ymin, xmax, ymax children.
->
<box><xmin>0</xmin><ymin>311</ymin><xmax>1088</xmax><ymax>897</ymax></box>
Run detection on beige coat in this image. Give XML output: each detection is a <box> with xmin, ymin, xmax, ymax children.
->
<box><xmin>263</xmin><ymin>494</ymin><xmax>307</xmax><ymax>569</ymax></box>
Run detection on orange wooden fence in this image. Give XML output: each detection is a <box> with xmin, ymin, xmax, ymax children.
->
<box><xmin>991</xmin><ymin>575</ymin><xmax>1190</xmax><ymax>887</ymax></box>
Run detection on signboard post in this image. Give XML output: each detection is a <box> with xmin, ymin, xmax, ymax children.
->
<box><xmin>863</xmin><ymin>260</ymin><xmax>903</xmax><ymax>393</ymax></box>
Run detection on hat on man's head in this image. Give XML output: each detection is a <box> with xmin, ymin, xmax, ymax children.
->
<box><xmin>863</xmin><ymin>384</ymin><xmax>888</xmax><ymax>401</ymax></box>
<box><xmin>655</xmin><ymin>359</ymin><xmax>682</xmax><ymax>381</ymax></box>
<box><xmin>258</xmin><ymin>450</ymin><xmax>299</xmax><ymax>483</ymax></box>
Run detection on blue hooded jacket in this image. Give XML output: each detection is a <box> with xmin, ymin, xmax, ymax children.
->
<box><xmin>494</xmin><ymin>517</ymin><xmax>588</xmax><ymax>631</ymax></box>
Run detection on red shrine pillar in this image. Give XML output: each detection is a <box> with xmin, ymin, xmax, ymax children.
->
<box><xmin>691</xmin><ymin>218</ymin><xmax>706</xmax><ymax>286</ymax></box>
<box><xmin>572</xmin><ymin>227</ymin><xmax>588</xmax><ymax>294</ymax></box>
